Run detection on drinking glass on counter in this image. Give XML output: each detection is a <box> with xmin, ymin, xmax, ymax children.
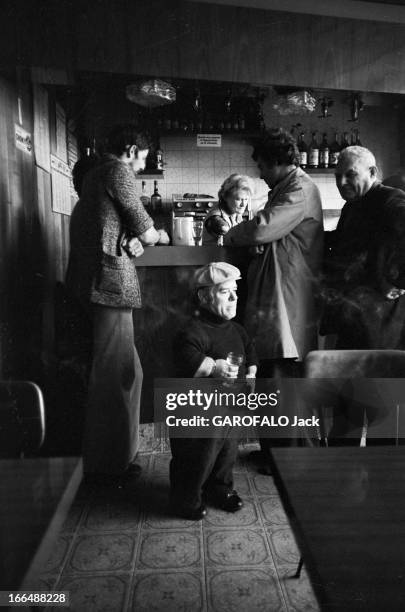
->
<box><xmin>192</xmin><ymin>219</ymin><xmax>204</xmax><ymax>246</ymax></box>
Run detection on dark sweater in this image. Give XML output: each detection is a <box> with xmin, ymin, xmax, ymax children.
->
<box><xmin>174</xmin><ymin>310</ymin><xmax>258</xmax><ymax>377</ymax></box>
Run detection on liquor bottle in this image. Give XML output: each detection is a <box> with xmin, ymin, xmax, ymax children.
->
<box><xmin>150</xmin><ymin>180</ymin><xmax>162</xmax><ymax>213</ymax></box>
<box><xmin>350</xmin><ymin>132</ymin><xmax>356</xmax><ymax>146</ymax></box>
<box><xmin>140</xmin><ymin>181</ymin><xmax>150</xmax><ymax>210</ymax></box>
<box><xmin>238</xmin><ymin>114</ymin><xmax>246</xmax><ymax>131</ymax></box>
<box><xmin>156</xmin><ymin>147</ymin><xmax>164</xmax><ymax>171</ymax></box>
<box><xmin>308</xmin><ymin>132</ymin><xmax>319</xmax><ymax>169</ymax></box>
<box><xmin>329</xmin><ymin>132</ymin><xmax>341</xmax><ymax>167</ymax></box>
<box><xmin>341</xmin><ymin>131</ymin><xmax>350</xmax><ymax>151</ymax></box>
<box><xmin>319</xmin><ymin>133</ymin><xmax>330</xmax><ymax>169</ymax></box>
<box><xmin>297</xmin><ymin>132</ymin><xmax>308</xmax><ymax>169</ymax></box>
<box><xmin>258</xmin><ymin>111</ymin><xmax>265</xmax><ymax>131</ymax></box>
<box><xmin>355</xmin><ymin>130</ymin><xmax>362</xmax><ymax>146</ymax></box>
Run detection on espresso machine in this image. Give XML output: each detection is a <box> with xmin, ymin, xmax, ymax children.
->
<box><xmin>171</xmin><ymin>194</ymin><xmax>217</xmax><ymax>245</ymax></box>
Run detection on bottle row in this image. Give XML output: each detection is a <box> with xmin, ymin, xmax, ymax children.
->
<box><xmin>297</xmin><ymin>130</ymin><xmax>362</xmax><ymax>169</ymax></box>
<box><xmin>155</xmin><ymin>113</ymin><xmax>264</xmax><ymax>134</ymax></box>
<box><xmin>140</xmin><ymin>179</ymin><xmax>162</xmax><ymax>212</ymax></box>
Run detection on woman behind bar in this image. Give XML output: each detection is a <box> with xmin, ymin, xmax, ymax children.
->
<box><xmin>203</xmin><ymin>173</ymin><xmax>253</xmax><ymax>244</ymax></box>
<box><xmin>66</xmin><ymin>124</ymin><xmax>169</xmax><ymax>487</ymax></box>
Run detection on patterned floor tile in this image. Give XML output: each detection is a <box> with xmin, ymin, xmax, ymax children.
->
<box><xmin>267</xmin><ymin>528</ymin><xmax>301</xmax><ymax>565</ymax></box>
<box><xmin>161</xmin><ymin>438</ymin><xmax>171</xmax><ymax>452</ymax></box>
<box><xmin>205</xmin><ymin>529</ymin><xmax>272</xmax><ymax>567</ymax></box>
<box><xmin>144</xmin><ymin>513</ymin><xmax>198</xmax><ymax>530</ymax></box>
<box><xmin>40</xmin><ymin>535</ymin><xmax>71</xmax><ymax>574</ymax></box>
<box><xmin>207</xmin><ymin>567</ymin><xmax>286</xmax><ymax>612</ymax></box>
<box><xmin>277</xmin><ymin>564</ymin><xmax>320</xmax><ymax>612</ymax></box>
<box><xmin>27</xmin><ymin>449</ymin><xmax>319</xmax><ymax>611</ymax></box>
<box><xmin>61</xmin><ymin>503</ymin><xmax>85</xmax><ymax>534</ymax></box>
<box><xmin>138</xmin><ymin>531</ymin><xmax>201</xmax><ymax>570</ymax></box>
<box><xmin>204</xmin><ymin>500</ymin><xmax>259</xmax><ymax>528</ymax></box>
<box><xmin>84</xmin><ymin>500</ymin><xmax>141</xmax><ymax>532</ymax></box>
<box><xmin>259</xmin><ymin>497</ymin><xmax>289</xmax><ymax>526</ymax></box>
<box><xmin>58</xmin><ymin>574</ymin><xmax>129</xmax><ymax>611</ymax></box>
<box><xmin>131</xmin><ymin>571</ymin><xmax>204</xmax><ymax>612</ymax></box>
<box><xmin>138</xmin><ymin>424</ymin><xmax>161</xmax><ymax>453</ymax></box>
<box><xmin>68</xmin><ymin>534</ymin><xmax>135</xmax><ymax>572</ymax></box>
<box><xmin>32</xmin><ymin>573</ymin><xmax>60</xmax><ymax>591</ymax></box>
<box><xmin>251</xmin><ymin>474</ymin><xmax>279</xmax><ymax>495</ymax></box>
<box><xmin>151</xmin><ymin>453</ymin><xmax>171</xmax><ymax>474</ymax></box>
<box><xmin>233</xmin><ymin>472</ymin><xmax>252</xmax><ymax>496</ymax></box>
<box><xmin>135</xmin><ymin>453</ymin><xmax>152</xmax><ymax>472</ymax></box>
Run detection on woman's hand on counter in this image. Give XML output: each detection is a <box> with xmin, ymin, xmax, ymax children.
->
<box><xmin>157</xmin><ymin>229</ymin><xmax>170</xmax><ymax>245</ymax></box>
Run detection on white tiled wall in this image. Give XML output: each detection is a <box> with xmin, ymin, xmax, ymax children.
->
<box><xmin>136</xmin><ymin>135</ymin><xmax>345</xmax><ymax>228</ymax></box>
<box><xmin>136</xmin><ymin>134</ymin><xmax>269</xmax><ymax>213</ymax></box>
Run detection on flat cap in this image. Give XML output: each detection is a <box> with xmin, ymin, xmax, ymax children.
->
<box><xmin>193</xmin><ymin>262</ymin><xmax>241</xmax><ymax>288</ymax></box>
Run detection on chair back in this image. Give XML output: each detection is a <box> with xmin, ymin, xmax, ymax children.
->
<box><xmin>304</xmin><ymin>350</ymin><xmax>405</xmax><ymax>444</ymax></box>
<box><xmin>305</xmin><ymin>349</ymin><xmax>405</xmax><ymax>378</ymax></box>
<box><xmin>0</xmin><ymin>381</ymin><xmax>45</xmax><ymax>457</ymax></box>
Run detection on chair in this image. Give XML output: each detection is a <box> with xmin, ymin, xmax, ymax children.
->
<box><xmin>304</xmin><ymin>349</ymin><xmax>405</xmax><ymax>446</ymax></box>
<box><xmin>0</xmin><ymin>381</ymin><xmax>45</xmax><ymax>457</ymax></box>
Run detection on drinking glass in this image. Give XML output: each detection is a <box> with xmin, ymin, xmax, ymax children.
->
<box><xmin>192</xmin><ymin>219</ymin><xmax>204</xmax><ymax>246</ymax></box>
<box><xmin>226</xmin><ymin>352</ymin><xmax>244</xmax><ymax>377</ymax></box>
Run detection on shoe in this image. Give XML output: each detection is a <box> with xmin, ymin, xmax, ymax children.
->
<box><xmin>171</xmin><ymin>502</ymin><xmax>207</xmax><ymax>521</ymax></box>
<box><xmin>126</xmin><ymin>462</ymin><xmax>142</xmax><ymax>475</ymax></box>
<box><xmin>218</xmin><ymin>490</ymin><xmax>243</xmax><ymax>513</ymax></box>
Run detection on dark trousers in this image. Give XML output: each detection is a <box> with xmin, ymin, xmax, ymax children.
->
<box><xmin>169</xmin><ymin>434</ymin><xmax>238</xmax><ymax>509</ymax></box>
<box><xmin>258</xmin><ymin>358</ymin><xmax>304</xmax><ymax>452</ymax></box>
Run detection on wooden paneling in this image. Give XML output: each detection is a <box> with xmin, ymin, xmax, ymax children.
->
<box><xmin>0</xmin><ymin>73</ymin><xmax>71</xmax><ymax>383</ymax></box>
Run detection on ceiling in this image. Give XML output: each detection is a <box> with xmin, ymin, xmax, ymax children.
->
<box><xmin>188</xmin><ymin>0</ymin><xmax>405</xmax><ymax>24</ymax></box>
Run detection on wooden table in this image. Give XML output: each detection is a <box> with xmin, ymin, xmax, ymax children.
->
<box><xmin>271</xmin><ymin>447</ymin><xmax>405</xmax><ymax>611</ymax></box>
<box><xmin>0</xmin><ymin>457</ymin><xmax>82</xmax><ymax>590</ymax></box>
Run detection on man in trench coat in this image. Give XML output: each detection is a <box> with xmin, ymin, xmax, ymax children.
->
<box><xmin>224</xmin><ymin>128</ymin><xmax>324</xmax><ymax>460</ymax></box>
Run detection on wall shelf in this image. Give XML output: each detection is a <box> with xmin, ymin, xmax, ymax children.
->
<box><xmin>304</xmin><ymin>167</ymin><xmax>336</xmax><ymax>174</ymax></box>
<box><xmin>138</xmin><ymin>170</ymin><xmax>164</xmax><ymax>179</ymax></box>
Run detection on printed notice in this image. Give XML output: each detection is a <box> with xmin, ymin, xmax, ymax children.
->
<box><xmin>197</xmin><ymin>134</ymin><xmax>222</xmax><ymax>148</ymax></box>
<box><xmin>33</xmin><ymin>84</ymin><xmax>51</xmax><ymax>172</ymax></box>
<box><xmin>55</xmin><ymin>102</ymin><xmax>67</xmax><ymax>162</ymax></box>
<box><xmin>15</xmin><ymin>125</ymin><xmax>33</xmax><ymax>155</ymax></box>
<box><xmin>67</xmin><ymin>127</ymin><xmax>79</xmax><ymax>204</ymax></box>
<box><xmin>51</xmin><ymin>154</ymin><xmax>72</xmax><ymax>215</ymax></box>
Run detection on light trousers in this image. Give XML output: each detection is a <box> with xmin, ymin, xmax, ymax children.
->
<box><xmin>83</xmin><ymin>306</ymin><xmax>143</xmax><ymax>475</ymax></box>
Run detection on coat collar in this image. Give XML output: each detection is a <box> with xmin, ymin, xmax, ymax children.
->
<box><xmin>268</xmin><ymin>166</ymin><xmax>303</xmax><ymax>203</ymax></box>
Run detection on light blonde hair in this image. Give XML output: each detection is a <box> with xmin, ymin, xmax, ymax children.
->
<box><xmin>218</xmin><ymin>173</ymin><xmax>254</xmax><ymax>205</ymax></box>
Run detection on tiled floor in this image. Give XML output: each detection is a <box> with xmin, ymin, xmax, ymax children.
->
<box><xmin>35</xmin><ymin>442</ymin><xmax>319</xmax><ymax>612</ymax></box>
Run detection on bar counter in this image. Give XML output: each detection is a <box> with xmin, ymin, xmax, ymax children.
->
<box><xmin>135</xmin><ymin>245</ymin><xmax>245</xmax><ymax>267</ymax></box>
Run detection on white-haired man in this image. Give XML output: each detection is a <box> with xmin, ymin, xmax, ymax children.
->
<box><xmin>323</xmin><ymin>145</ymin><xmax>405</xmax><ymax>348</ymax></box>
